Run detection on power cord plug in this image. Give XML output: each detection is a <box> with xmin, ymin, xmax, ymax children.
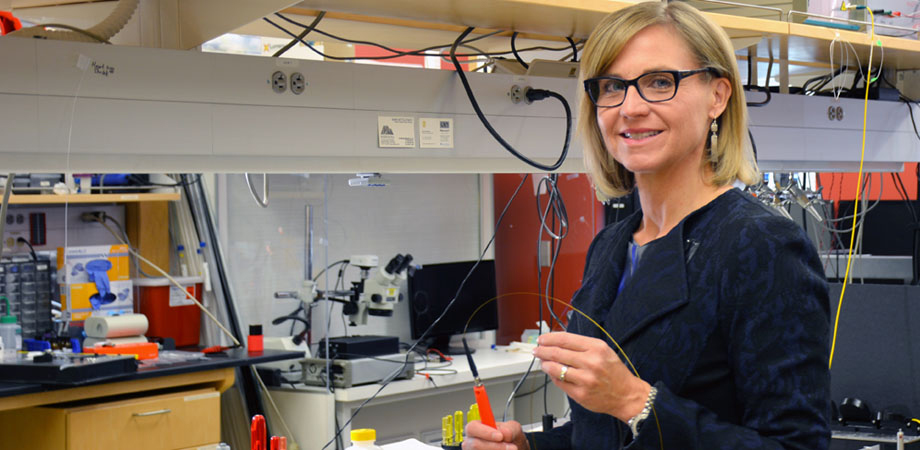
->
<box><xmin>526</xmin><ymin>88</ymin><xmax>553</xmax><ymax>103</ymax></box>
<box><xmin>79</xmin><ymin>211</ymin><xmax>107</xmax><ymax>223</ymax></box>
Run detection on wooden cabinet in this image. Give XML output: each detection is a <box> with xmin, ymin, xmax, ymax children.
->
<box><xmin>0</xmin><ymin>388</ymin><xmax>220</xmax><ymax>450</ymax></box>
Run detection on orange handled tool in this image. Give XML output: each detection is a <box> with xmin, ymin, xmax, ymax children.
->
<box><xmin>473</xmin><ymin>383</ymin><xmax>497</xmax><ymax>428</ymax></box>
<box><xmin>464</xmin><ymin>338</ymin><xmax>497</xmax><ymax>428</ymax></box>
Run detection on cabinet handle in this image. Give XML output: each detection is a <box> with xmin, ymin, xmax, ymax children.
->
<box><xmin>133</xmin><ymin>408</ymin><xmax>172</xmax><ymax>417</ymax></box>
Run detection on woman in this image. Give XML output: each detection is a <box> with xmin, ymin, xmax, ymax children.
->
<box><xmin>464</xmin><ymin>2</ymin><xmax>830</xmax><ymax>449</ymax></box>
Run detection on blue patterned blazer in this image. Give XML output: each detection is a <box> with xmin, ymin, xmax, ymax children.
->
<box><xmin>529</xmin><ymin>188</ymin><xmax>831</xmax><ymax>449</ymax></box>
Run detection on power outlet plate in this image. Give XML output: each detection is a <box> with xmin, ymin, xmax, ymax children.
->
<box><xmin>290</xmin><ymin>72</ymin><xmax>306</xmax><ymax>95</ymax></box>
<box><xmin>271</xmin><ymin>71</ymin><xmax>287</xmax><ymax>94</ymax></box>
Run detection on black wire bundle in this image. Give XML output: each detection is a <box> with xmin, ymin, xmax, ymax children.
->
<box><xmin>450</xmin><ymin>27</ymin><xmax>572</xmax><ymax>172</ymax></box>
<box><xmin>801</xmin><ymin>65</ymin><xmax>849</xmax><ymax>96</ymax></box>
<box><xmin>265</xmin><ymin>14</ymin><xmax>579</xmax><ymax>61</ymax></box>
<box><xmin>743</xmin><ymin>50</ymin><xmax>772</xmax><ymax>107</ymax></box>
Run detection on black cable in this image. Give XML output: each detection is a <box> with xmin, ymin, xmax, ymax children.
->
<box><xmin>273</xmin><ymin>11</ymin><xmax>325</xmax><ymax>57</ymax></box>
<box><xmin>802</xmin><ymin>66</ymin><xmax>848</xmax><ymax>95</ymax></box>
<box><xmin>16</xmin><ymin>237</ymin><xmax>36</xmax><ymax>261</ymax></box>
<box><xmin>744</xmin><ymin>49</ymin><xmax>772</xmax><ymax>107</ymax></box>
<box><xmin>894</xmin><ymin>173</ymin><xmax>918</xmax><ymax>222</ymax></box>
<box><xmin>269</xmin><ymin>15</ymin><xmax>576</xmax><ymax>61</ymax></box>
<box><xmin>451</xmin><ymin>27</ymin><xmax>571</xmax><ymax>172</ymax></box>
<box><xmin>747</xmin><ymin>128</ymin><xmax>759</xmax><ymax>161</ymax></box>
<box><xmin>511</xmin><ymin>32</ymin><xmax>529</xmax><ymax>69</ymax></box>
<box><xmin>514</xmin><ymin>379</ymin><xmax>554</xmax><ymax>398</ymax></box>
<box><xmin>321</xmin><ymin>174</ymin><xmax>532</xmax><ymax>450</ymax></box>
<box><xmin>906</xmin><ymin>101</ymin><xmax>920</xmax><ymax>143</ymax></box>
<box><xmin>277</xmin><ymin>13</ymin><xmax>579</xmax><ymax>57</ymax></box>
<box><xmin>283</xmin><ymin>304</ymin><xmax>304</xmax><ymax>335</ymax></box>
<box><xmin>566</xmin><ymin>37</ymin><xmax>578</xmax><ymax>62</ymax></box>
<box><xmin>747</xmin><ymin>52</ymin><xmax>753</xmax><ymax>87</ymax></box>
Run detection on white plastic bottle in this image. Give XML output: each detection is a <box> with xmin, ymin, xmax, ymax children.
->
<box><xmin>0</xmin><ymin>309</ymin><xmax>22</xmax><ymax>361</ymax></box>
<box><xmin>345</xmin><ymin>429</ymin><xmax>384</xmax><ymax>450</ymax></box>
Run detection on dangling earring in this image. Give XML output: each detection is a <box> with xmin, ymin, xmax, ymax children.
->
<box><xmin>709</xmin><ymin>119</ymin><xmax>719</xmax><ymax>150</ymax></box>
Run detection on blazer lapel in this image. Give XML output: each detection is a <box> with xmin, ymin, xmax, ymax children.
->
<box><xmin>605</xmin><ymin>222</ymin><xmax>691</xmax><ymax>347</ymax></box>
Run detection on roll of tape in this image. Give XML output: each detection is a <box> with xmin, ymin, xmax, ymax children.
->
<box><xmin>85</xmin><ymin>314</ymin><xmax>148</xmax><ymax>338</ymax></box>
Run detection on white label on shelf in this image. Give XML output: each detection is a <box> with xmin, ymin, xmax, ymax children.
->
<box><xmin>377</xmin><ymin>116</ymin><xmax>416</xmax><ymax>148</ymax></box>
<box><xmin>119</xmin><ymin>194</ymin><xmax>140</xmax><ymax>201</ymax></box>
<box><xmin>420</xmin><ymin>118</ymin><xmax>454</xmax><ymax>149</ymax></box>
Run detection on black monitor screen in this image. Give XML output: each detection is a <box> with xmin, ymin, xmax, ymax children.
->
<box><xmin>408</xmin><ymin>260</ymin><xmax>498</xmax><ymax>353</ymax></box>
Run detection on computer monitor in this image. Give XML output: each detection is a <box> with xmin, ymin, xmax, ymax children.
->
<box><xmin>408</xmin><ymin>260</ymin><xmax>498</xmax><ymax>355</ymax></box>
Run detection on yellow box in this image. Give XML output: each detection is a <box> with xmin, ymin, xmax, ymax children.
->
<box><xmin>57</xmin><ymin>245</ymin><xmax>132</xmax><ymax>321</ymax></box>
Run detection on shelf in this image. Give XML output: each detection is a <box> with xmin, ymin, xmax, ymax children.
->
<box><xmin>293</xmin><ymin>0</ymin><xmax>920</xmax><ymax>70</ymax></box>
<box><xmin>7</xmin><ymin>192</ymin><xmax>180</xmax><ymax>204</ymax></box>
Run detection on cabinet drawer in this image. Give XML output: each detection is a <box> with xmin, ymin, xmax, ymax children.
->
<box><xmin>64</xmin><ymin>388</ymin><xmax>220</xmax><ymax>450</ymax></box>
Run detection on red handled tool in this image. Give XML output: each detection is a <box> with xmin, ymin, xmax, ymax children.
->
<box><xmin>270</xmin><ymin>436</ymin><xmax>286</xmax><ymax>450</ymax></box>
<box><xmin>463</xmin><ymin>338</ymin><xmax>496</xmax><ymax>428</ymax></box>
<box><xmin>251</xmin><ymin>414</ymin><xmax>266</xmax><ymax>450</ymax></box>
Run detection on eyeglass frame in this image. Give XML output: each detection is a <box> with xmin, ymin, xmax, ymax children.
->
<box><xmin>583</xmin><ymin>68</ymin><xmax>720</xmax><ymax>108</ymax></box>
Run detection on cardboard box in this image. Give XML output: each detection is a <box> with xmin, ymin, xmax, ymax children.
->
<box><xmin>57</xmin><ymin>245</ymin><xmax>133</xmax><ymax>321</ymax></box>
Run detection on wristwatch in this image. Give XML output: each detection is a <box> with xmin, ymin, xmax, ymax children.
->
<box><xmin>627</xmin><ymin>385</ymin><xmax>658</xmax><ymax>438</ymax></box>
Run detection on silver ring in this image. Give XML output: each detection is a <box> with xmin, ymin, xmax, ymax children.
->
<box><xmin>559</xmin><ymin>364</ymin><xmax>569</xmax><ymax>382</ymax></box>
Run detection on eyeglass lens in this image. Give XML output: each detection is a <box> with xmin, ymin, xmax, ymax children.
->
<box><xmin>590</xmin><ymin>72</ymin><xmax>677</xmax><ymax>107</ymax></box>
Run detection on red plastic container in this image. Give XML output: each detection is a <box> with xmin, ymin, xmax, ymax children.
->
<box><xmin>136</xmin><ymin>276</ymin><xmax>203</xmax><ymax>347</ymax></box>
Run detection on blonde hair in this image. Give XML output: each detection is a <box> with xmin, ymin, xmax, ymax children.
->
<box><xmin>578</xmin><ymin>1</ymin><xmax>759</xmax><ymax>200</ymax></box>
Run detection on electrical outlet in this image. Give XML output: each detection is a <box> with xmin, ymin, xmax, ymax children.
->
<box><xmin>290</xmin><ymin>72</ymin><xmax>306</xmax><ymax>95</ymax></box>
<box><xmin>271</xmin><ymin>71</ymin><xmax>287</xmax><ymax>94</ymax></box>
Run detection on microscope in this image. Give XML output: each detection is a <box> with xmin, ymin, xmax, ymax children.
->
<box><xmin>341</xmin><ymin>253</ymin><xmax>414</xmax><ymax>326</ymax></box>
<box><xmin>266</xmin><ymin>253</ymin><xmax>415</xmax><ymax>387</ymax></box>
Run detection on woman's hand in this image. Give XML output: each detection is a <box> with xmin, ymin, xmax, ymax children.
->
<box><xmin>462</xmin><ymin>420</ymin><xmax>530</xmax><ymax>450</ymax></box>
<box><xmin>533</xmin><ymin>332</ymin><xmax>651</xmax><ymax>422</ymax></box>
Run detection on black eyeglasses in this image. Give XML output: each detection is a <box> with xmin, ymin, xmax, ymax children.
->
<box><xmin>583</xmin><ymin>68</ymin><xmax>718</xmax><ymax>108</ymax></box>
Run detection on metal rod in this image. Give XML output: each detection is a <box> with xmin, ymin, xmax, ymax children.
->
<box><xmin>695</xmin><ymin>0</ymin><xmax>784</xmax><ymax>19</ymax></box>
<box><xmin>306</xmin><ymin>204</ymin><xmax>313</xmax><ymax>281</ymax></box>
<box><xmin>0</xmin><ymin>173</ymin><xmax>15</xmax><ymax>260</ymax></box>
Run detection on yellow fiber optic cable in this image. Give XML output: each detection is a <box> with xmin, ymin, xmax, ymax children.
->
<box><xmin>463</xmin><ymin>292</ymin><xmax>663</xmax><ymax>450</ymax></box>
<box><xmin>829</xmin><ymin>9</ymin><xmax>877</xmax><ymax>370</ymax></box>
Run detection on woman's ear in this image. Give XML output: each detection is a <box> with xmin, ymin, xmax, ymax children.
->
<box><xmin>709</xmin><ymin>77</ymin><xmax>731</xmax><ymax>119</ymax></box>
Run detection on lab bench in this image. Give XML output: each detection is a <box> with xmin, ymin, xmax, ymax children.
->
<box><xmin>267</xmin><ymin>346</ymin><xmax>568</xmax><ymax>448</ymax></box>
<box><xmin>0</xmin><ymin>349</ymin><xmax>301</xmax><ymax>450</ymax></box>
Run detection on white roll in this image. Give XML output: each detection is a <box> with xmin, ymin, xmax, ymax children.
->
<box><xmin>85</xmin><ymin>314</ymin><xmax>149</xmax><ymax>338</ymax></box>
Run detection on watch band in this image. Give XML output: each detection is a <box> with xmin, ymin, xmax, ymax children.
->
<box><xmin>627</xmin><ymin>385</ymin><xmax>658</xmax><ymax>438</ymax></box>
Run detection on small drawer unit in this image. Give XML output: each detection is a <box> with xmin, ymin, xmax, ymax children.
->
<box><xmin>0</xmin><ymin>388</ymin><xmax>221</xmax><ymax>449</ymax></box>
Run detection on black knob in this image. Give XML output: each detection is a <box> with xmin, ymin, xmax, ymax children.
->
<box><xmin>371</xmin><ymin>293</ymin><xmax>383</xmax><ymax>303</ymax></box>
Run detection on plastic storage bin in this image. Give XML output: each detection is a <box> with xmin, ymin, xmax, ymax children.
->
<box><xmin>136</xmin><ymin>276</ymin><xmax>202</xmax><ymax>347</ymax></box>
